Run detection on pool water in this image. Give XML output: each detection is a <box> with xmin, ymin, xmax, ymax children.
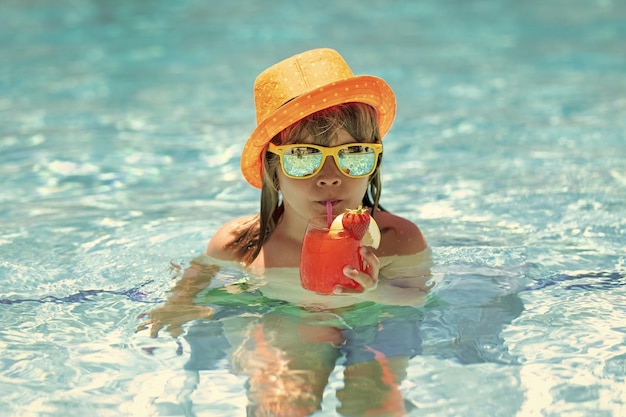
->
<box><xmin>2</xmin><ymin>0</ymin><xmax>625</xmax><ymax>416</ymax></box>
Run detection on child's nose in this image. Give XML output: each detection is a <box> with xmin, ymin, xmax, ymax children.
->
<box><xmin>316</xmin><ymin>156</ymin><xmax>342</xmax><ymax>187</ymax></box>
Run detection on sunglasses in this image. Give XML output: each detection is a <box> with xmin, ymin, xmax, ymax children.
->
<box><xmin>267</xmin><ymin>142</ymin><xmax>383</xmax><ymax>179</ymax></box>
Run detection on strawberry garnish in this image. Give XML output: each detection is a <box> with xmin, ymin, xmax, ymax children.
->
<box><xmin>341</xmin><ymin>205</ymin><xmax>371</xmax><ymax>241</ymax></box>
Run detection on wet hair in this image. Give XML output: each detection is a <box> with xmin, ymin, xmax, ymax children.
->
<box><xmin>228</xmin><ymin>102</ymin><xmax>384</xmax><ymax>265</ymax></box>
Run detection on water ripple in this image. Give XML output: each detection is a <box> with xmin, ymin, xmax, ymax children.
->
<box><xmin>525</xmin><ymin>271</ymin><xmax>626</xmax><ymax>292</ymax></box>
<box><xmin>0</xmin><ymin>284</ymin><xmax>159</xmax><ymax>305</ymax></box>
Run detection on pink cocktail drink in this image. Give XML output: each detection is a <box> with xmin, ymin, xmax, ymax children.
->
<box><xmin>300</xmin><ymin>216</ymin><xmax>363</xmax><ymax>294</ymax></box>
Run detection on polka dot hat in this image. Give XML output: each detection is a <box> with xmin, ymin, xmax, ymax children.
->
<box><xmin>240</xmin><ymin>48</ymin><xmax>397</xmax><ymax>189</ymax></box>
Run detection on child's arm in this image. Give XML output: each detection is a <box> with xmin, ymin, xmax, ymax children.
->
<box><xmin>136</xmin><ymin>261</ymin><xmax>218</xmax><ymax>338</ymax></box>
<box><xmin>334</xmin><ymin>247</ymin><xmax>435</xmax><ymax>306</ymax></box>
<box><xmin>364</xmin><ymin>251</ymin><xmax>435</xmax><ymax>306</ymax></box>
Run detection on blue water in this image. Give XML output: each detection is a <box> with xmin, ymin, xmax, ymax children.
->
<box><xmin>2</xmin><ymin>0</ymin><xmax>625</xmax><ymax>416</ymax></box>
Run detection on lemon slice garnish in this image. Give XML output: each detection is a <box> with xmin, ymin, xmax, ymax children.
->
<box><xmin>330</xmin><ymin>213</ymin><xmax>381</xmax><ymax>249</ymax></box>
<box><xmin>361</xmin><ymin>216</ymin><xmax>381</xmax><ymax>249</ymax></box>
<box><xmin>330</xmin><ymin>214</ymin><xmax>344</xmax><ymax>230</ymax></box>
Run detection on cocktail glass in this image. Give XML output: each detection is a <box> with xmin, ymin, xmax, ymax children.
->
<box><xmin>300</xmin><ymin>215</ymin><xmax>363</xmax><ymax>294</ymax></box>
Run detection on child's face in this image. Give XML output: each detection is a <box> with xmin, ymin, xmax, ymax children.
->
<box><xmin>277</xmin><ymin>128</ymin><xmax>371</xmax><ymax>223</ymax></box>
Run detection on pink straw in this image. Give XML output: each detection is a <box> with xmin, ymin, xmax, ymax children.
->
<box><xmin>326</xmin><ymin>200</ymin><xmax>333</xmax><ymax>228</ymax></box>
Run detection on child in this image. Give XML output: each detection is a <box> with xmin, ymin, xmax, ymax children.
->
<box><xmin>139</xmin><ymin>48</ymin><xmax>433</xmax><ymax>416</ymax></box>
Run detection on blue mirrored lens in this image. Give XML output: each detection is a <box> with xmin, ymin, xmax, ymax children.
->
<box><xmin>283</xmin><ymin>147</ymin><xmax>322</xmax><ymax>177</ymax></box>
<box><xmin>338</xmin><ymin>146</ymin><xmax>376</xmax><ymax>176</ymax></box>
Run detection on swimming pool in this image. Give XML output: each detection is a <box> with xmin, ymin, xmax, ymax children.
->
<box><xmin>1</xmin><ymin>0</ymin><xmax>625</xmax><ymax>415</ymax></box>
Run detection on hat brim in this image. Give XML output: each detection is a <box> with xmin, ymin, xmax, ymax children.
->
<box><xmin>240</xmin><ymin>75</ymin><xmax>396</xmax><ymax>188</ymax></box>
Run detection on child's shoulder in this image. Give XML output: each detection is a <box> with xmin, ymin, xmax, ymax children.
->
<box><xmin>373</xmin><ymin>210</ymin><xmax>428</xmax><ymax>257</ymax></box>
<box><xmin>205</xmin><ymin>214</ymin><xmax>260</xmax><ymax>262</ymax></box>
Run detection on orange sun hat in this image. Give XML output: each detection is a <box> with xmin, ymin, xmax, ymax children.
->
<box><xmin>240</xmin><ymin>48</ymin><xmax>397</xmax><ymax>189</ymax></box>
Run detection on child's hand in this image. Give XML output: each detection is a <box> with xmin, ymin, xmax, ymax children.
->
<box><xmin>136</xmin><ymin>303</ymin><xmax>213</xmax><ymax>338</ymax></box>
<box><xmin>334</xmin><ymin>246</ymin><xmax>380</xmax><ymax>294</ymax></box>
